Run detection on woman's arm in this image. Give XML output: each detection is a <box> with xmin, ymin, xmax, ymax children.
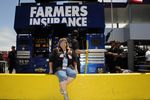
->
<box><xmin>49</xmin><ymin>62</ymin><xmax>53</xmax><ymax>74</ymax></box>
<box><xmin>49</xmin><ymin>49</ymin><xmax>57</xmax><ymax>74</ymax></box>
<box><xmin>73</xmin><ymin>61</ymin><xmax>78</xmax><ymax>74</ymax></box>
<box><xmin>72</xmin><ymin>49</ymin><xmax>78</xmax><ymax>73</ymax></box>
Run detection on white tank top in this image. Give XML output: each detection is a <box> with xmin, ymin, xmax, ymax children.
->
<box><xmin>62</xmin><ymin>51</ymin><xmax>68</xmax><ymax>69</ymax></box>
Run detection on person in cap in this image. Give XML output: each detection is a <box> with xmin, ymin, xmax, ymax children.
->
<box><xmin>71</xmin><ymin>30</ymin><xmax>81</xmax><ymax>73</ymax></box>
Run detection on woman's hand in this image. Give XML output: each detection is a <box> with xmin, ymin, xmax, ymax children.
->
<box><xmin>75</xmin><ymin>69</ymin><xmax>79</xmax><ymax>74</ymax></box>
<box><xmin>67</xmin><ymin>48</ymin><xmax>72</xmax><ymax>55</ymax></box>
<box><xmin>49</xmin><ymin>70</ymin><xmax>53</xmax><ymax>74</ymax></box>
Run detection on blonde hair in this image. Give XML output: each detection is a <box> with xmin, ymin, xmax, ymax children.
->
<box><xmin>58</xmin><ymin>38</ymin><xmax>69</xmax><ymax>48</ymax></box>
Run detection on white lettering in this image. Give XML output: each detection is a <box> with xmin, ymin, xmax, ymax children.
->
<box><xmin>41</xmin><ymin>18</ymin><xmax>47</xmax><ymax>26</ymax></box>
<box><xmin>54</xmin><ymin>18</ymin><xmax>60</xmax><ymax>23</ymax></box>
<box><xmin>29</xmin><ymin>6</ymin><xmax>88</xmax><ymax>27</ymax></box>
<box><xmin>68</xmin><ymin>17</ymin><xmax>76</xmax><ymax>27</ymax></box>
<box><xmin>53</xmin><ymin>6</ymin><xmax>64</xmax><ymax>17</ymax></box>
<box><xmin>82</xmin><ymin>17</ymin><xmax>87</xmax><ymax>26</ymax></box>
<box><xmin>80</xmin><ymin>6</ymin><xmax>88</xmax><ymax>17</ymax></box>
<box><xmin>30</xmin><ymin>7</ymin><xmax>37</xmax><ymax>17</ymax></box>
<box><xmin>30</xmin><ymin>17</ymin><xmax>87</xmax><ymax>27</ymax></box>
<box><xmin>51</xmin><ymin>18</ymin><xmax>54</xmax><ymax>23</ymax></box>
<box><xmin>45</xmin><ymin>7</ymin><xmax>53</xmax><ymax>17</ymax></box>
<box><xmin>72</xmin><ymin>6</ymin><xmax>80</xmax><ymax>17</ymax></box>
<box><xmin>61</xmin><ymin>18</ymin><xmax>67</xmax><ymax>23</ymax></box>
<box><xmin>29</xmin><ymin>18</ymin><xmax>33</xmax><ymax>25</ymax></box>
<box><xmin>65</xmin><ymin>6</ymin><xmax>72</xmax><ymax>17</ymax></box>
<box><xmin>76</xmin><ymin>17</ymin><xmax>82</xmax><ymax>27</ymax></box>
<box><xmin>36</xmin><ymin>7</ymin><xmax>44</xmax><ymax>17</ymax></box>
<box><xmin>47</xmin><ymin>18</ymin><xmax>51</xmax><ymax>24</ymax></box>
<box><xmin>33</xmin><ymin>18</ymin><xmax>40</xmax><ymax>25</ymax></box>
<box><xmin>30</xmin><ymin>6</ymin><xmax>88</xmax><ymax>17</ymax></box>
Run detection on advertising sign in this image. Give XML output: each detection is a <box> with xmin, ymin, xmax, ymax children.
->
<box><xmin>14</xmin><ymin>3</ymin><xmax>105</xmax><ymax>32</ymax></box>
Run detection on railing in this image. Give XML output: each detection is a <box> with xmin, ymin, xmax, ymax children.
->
<box><xmin>79</xmin><ymin>49</ymin><xmax>106</xmax><ymax>73</ymax></box>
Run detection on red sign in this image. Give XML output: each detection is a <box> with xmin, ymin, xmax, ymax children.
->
<box><xmin>131</xmin><ymin>0</ymin><xmax>143</xmax><ymax>3</ymax></box>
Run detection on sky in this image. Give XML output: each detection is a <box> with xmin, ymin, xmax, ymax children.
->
<box><xmin>0</xmin><ymin>0</ymin><xmax>34</xmax><ymax>51</ymax></box>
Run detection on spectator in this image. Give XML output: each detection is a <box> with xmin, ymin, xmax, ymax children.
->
<box><xmin>115</xmin><ymin>66</ymin><xmax>132</xmax><ymax>73</ymax></box>
<box><xmin>0</xmin><ymin>52</ymin><xmax>4</xmax><ymax>73</ymax></box>
<box><xmin>8</xmin><ymin>46</ymin><xmax>17</xmax><ymax>73</ymax></box>
<box><xmin>71</xmin><ymin>30</ymin><xmax>81</xmax><ymax>73</ymax></box>
<box><xmin>105</xmin><ymin>41</ymin><xmax>117</xmax><ymax>73</ymax></box>
<box><xmin>0</xmin><ymin>52</ymin><xmax>3</xmax><ymax>60</ymax></box>
<box><xmin>105</xmin><ymin>41</ymin><xmax>124</xmax><ymax>73</ymax></box>
<box><xmin>49</xmin><ymin>38</ymin><xmax>78</xmax><ymax>100</ymax></box>
<box><xmin>145</xmin><ymin>47</ymin><xmax>150</xmax><ymax>64</ymax></box>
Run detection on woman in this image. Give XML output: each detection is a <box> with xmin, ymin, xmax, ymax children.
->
<box><xmin>49</xmin><ymin>38</ymin><xmax>78</xmax><ymax>100</ymax></box>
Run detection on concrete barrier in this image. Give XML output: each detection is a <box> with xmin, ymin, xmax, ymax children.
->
<box><xmin>0</xmin><ymin>73</ymin><xmax>150</xmax><ymax>100</ymax></box>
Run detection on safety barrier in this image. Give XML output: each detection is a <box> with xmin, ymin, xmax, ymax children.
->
<box><xmin>0</xmin><ymin>73</ymin><xmax>150</xmax><ymax>100</ymax></box>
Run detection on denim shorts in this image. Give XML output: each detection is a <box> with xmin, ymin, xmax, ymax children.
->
<box><xmin>56</xmin><ymin>67</ymin><xmax>77</xmax><ymax>82</ymax></box>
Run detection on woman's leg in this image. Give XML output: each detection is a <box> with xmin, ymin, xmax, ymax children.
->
<box><xmin>66</xmin><ymin>77</ymin><xmax>74</xmax><ymax>85</ymax></box>
<box><xmin>56</xmin><ymin>68</ymin><xmax>77</xmax><ymax>100</ymax></box>
<box><xmin>56</xmin><ymin>70</ymin><xmax>68</xmax><ymax>93</ymax></box>
<box><xmin>66</xmin><ymin>67</ymin><xmax>77</xmax><ymax>85</ymax></box>
<box><xmin>60</xmin><ymin>80</ymin><xmax>67</xmax><ymax>93</ymax></box>
<box><xmin>60</xmin><ymin>80</ymin><xmax>69</xmax><ymax>100</ymax></box>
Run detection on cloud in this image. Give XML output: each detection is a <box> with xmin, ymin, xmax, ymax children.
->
<box><xmin>0</xmin><ymin>27</ymin><xmax>16</xmax><ymax>51</ymax></box>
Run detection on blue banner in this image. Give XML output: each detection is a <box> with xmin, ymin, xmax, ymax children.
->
<box><xmin>14</xmin><ymin>3</ymin><xmax>105</xmax><ymax>32</ymax></box>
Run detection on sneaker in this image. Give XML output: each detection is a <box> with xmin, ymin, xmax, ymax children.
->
<box><xmin>64</xmin><ymin>92</ymin><xmax>69</xmax><ymax>100</ymax></box>
<box><xmin>60</xmin><ymin>88</ymin><xmax>64</xmax><ymax>94</ymax></box>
